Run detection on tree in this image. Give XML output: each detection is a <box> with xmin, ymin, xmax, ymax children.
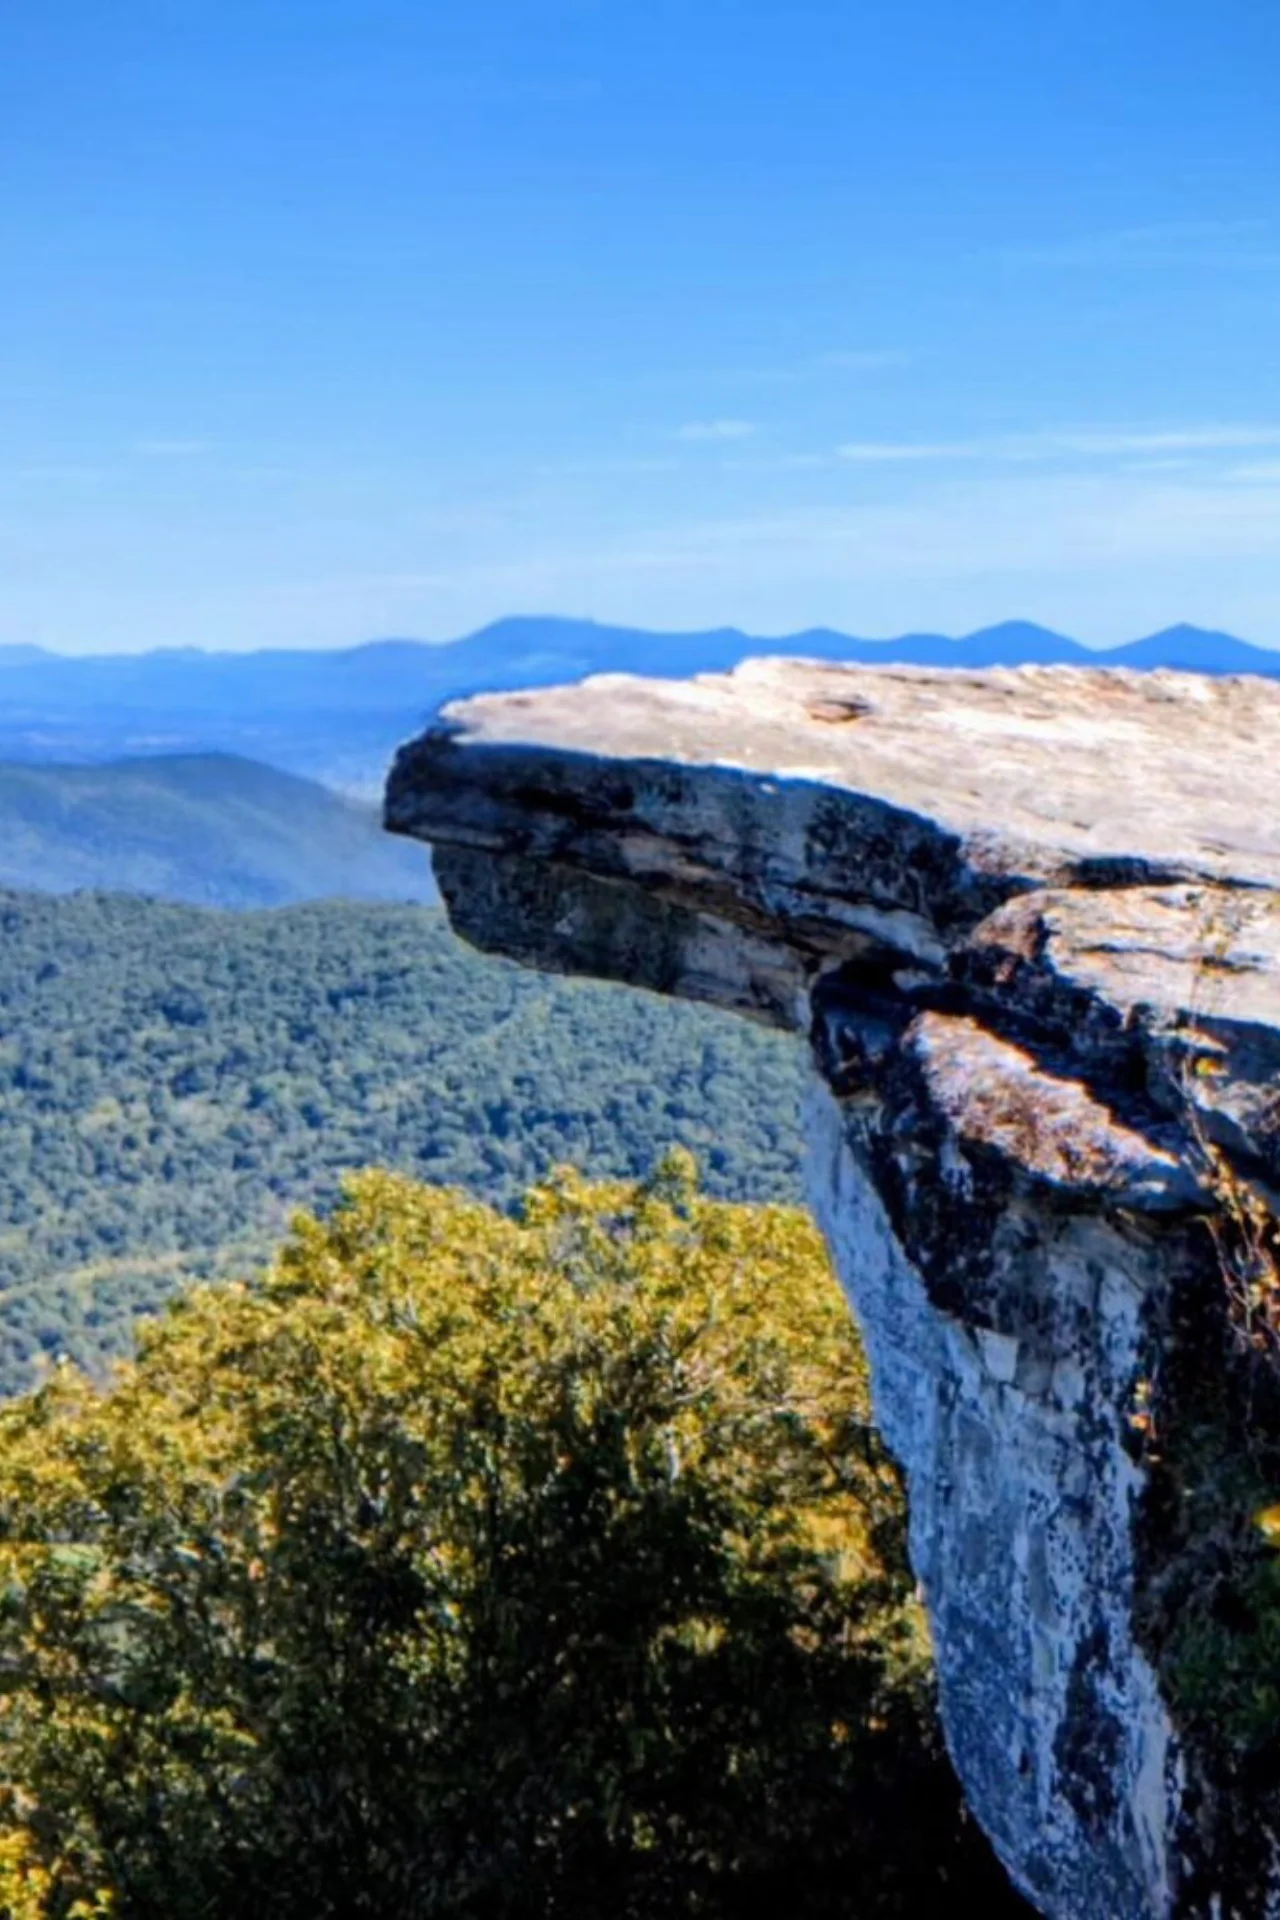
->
<box><xmin>0</xmin><ymin>1158</ymin><xmax>1023</xmax><ymax>1918</ymax></box>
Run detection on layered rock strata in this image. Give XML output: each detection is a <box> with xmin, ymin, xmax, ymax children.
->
<box><xmin>385</xmin><ymin>659</ymin><xmax>1280</xmax><ymax>1919</ymax></box>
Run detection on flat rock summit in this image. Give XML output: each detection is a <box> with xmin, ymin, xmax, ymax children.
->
<box><xmin>387</xmin><ymin>660</ymin><xmax>1280</xmax><ymax>1920</ymax></box>
<box><xmin>396</xmin><ymin>655</ymin><xmax>1280</xmax><ymax>882</ymax></box>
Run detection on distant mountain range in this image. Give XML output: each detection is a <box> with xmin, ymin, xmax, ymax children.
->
<box><xmin>0</xmin><ymin>754</ymin><xmax>437</xmax><ymax>909</ymax></box>
<box><xmin>0</xmin><ymin>617</ymin><xmax>1273</xmax><ymax>790</ymax></box>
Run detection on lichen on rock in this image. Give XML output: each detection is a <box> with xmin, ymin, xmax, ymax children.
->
<box><xmin>385</xmin><ymin>658</ymin><xmax>1280</xmax><ymax>1919</ymax></box>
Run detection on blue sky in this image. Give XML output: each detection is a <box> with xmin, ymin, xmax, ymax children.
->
<box><xmin>3</xmin><ymin>0</ymin><xmax>1280</xmax><ymax>653</ymax></box>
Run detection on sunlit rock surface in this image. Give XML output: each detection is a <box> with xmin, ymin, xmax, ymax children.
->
<box><xmin>386</xmin><ymin>659</ymin><xmax>1280</xmax><ymax>1919</ymax></box>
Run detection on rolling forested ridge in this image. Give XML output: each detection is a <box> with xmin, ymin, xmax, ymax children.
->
<box><xmin>0</xmin><ymin>889</ymin><xmax>806</xmax><ymax>1395</ymax></box>
<box><xmin>0</xmin><ymin>753</ymin><xmax>438</xmax><ymax>907</ymax></box>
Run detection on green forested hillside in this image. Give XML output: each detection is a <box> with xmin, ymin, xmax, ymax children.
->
<box><xmin>0</xmin><ymin>891</ymin><xmax>805</xmax><ymax>1393</ymax></box>
<box><xmin>0</xmin><ymin>754</ymin><xmax>438</xmax><ymax>906</ymax></box>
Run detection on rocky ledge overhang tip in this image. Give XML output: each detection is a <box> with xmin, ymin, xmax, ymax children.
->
<box><xmin>385</xmin><ymin>657</ymin><xmax>1280</xmax><ymax>1201</ymax></box>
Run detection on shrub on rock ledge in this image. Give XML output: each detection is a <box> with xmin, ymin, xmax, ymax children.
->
<box><xmin>0</xmin><ymin>1157</ymin><xmax>1025</xmax><ymax>1918</ymax></box>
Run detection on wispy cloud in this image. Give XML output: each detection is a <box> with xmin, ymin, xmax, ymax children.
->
<box><xmin>837</xmin><ymin>425</ymin><xmax>1280</xmax><ymax>465</ymax></box>
<box><xmin>811</xmin><ymin>349</ymin><xmax>912</xmax><ymax>373</ymax></box>
<box><xmin>340</xmin><ymin>571</ymin><xmax>455</xmax><ymax>591</ymax></box>
<box><xmin>479</xmin><ymin>466</ymin><xmax>1280</xmax><ymax>592</ymax></box>
<box><xmin>675</xmin><ymin>419</ymin><xmax>757</xmax><ymax>442</ymax></box>
<box><xmin>759</xmin><ymin>348</ymin><xmax>912</xmax><ymax>380</ymax></box>
<box><xmin>716</xmin><ymin>451</ymin><xmax>842</xmax><ymax>473</ymax></box>
<box><xmin>413</xmin><ymin>506</ymin><xmax>515</xmax><ymax>536</ymax></box>
<box><xmin>837</xmin><ymin>440</ymin><xmax>986</xmax><ymax>464</ymax></box>
<box><xmin>134</xmin><ymin>439</ymin><xmax>210</xmax><ymax>457</ymax></box>
<box><xmin>1118</xmin><ymin>458</ymin><xmax>1198</xmax><ymax>475</ymax></box>
<box><xmin>714</xmin><ymin>348</ymin><xmax>911</xmax><ymax>386</ymax></box>
<box><xmin>1004</xmin><ymin>219</ymin><xmax>1280</xmax><ymax>271</ymax></box>
<box><xmin>536</xmin><ymin>456</ymin><xmax>681</xmax><ymax>477</ymax></box>
<box><xmin>1</xmin><ymin>465</ymin><xmax>105</xmax><ymax>485</ymax></box>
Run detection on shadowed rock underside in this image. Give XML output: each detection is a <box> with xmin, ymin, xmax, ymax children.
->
<box><xmin>386</xmin><ymin>659</ymin><xmax>1280</xmax><ymax>1920</ymax></box>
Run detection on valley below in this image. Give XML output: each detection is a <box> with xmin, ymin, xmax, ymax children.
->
<box><xmin>0</xmin><ymin>890</ymin><xmax>806</xmax><ymax>1394</ymax></box>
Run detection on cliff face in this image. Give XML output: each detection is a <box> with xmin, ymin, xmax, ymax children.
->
<box><xmin>385</xmin><ymin>659</ymin><xmax>1280</xmax><ymax>1920</ymax></box>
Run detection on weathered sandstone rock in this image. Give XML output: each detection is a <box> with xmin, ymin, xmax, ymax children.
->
<box><xmin>386</xmin><ymin>659</ymin><xmax>1280</xmax><ymax>1919</ymax></box>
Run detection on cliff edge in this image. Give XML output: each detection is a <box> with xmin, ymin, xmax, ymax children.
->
<box><xmin>386</xmin><ymin>658</ymin><xmax>1280</xmax><ymax>1919</ymax></box>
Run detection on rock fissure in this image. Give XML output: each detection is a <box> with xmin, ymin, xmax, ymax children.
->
<box><xmin>386</xmin><ymin>659</ymin><xmax>1280</xmax><ymax>1918</ymax></box>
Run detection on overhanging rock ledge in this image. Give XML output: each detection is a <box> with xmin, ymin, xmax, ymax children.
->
<box><xmin>385</xmin><ymin>657</ymin><xmax>1280</xmax><ymax>1920</ymax></box>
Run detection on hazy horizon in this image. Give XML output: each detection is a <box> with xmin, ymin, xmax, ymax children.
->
<box><xmin>5</xmin><ymin>612</ymin><xmax>1280</xmax><ymax>663</ymax></box>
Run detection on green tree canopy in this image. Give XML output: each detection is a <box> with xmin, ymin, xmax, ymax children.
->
<box><xmin>0</xmin><ymin>1161</ymin><xmax>1023</xmax><ymax>1918</ymax></box>
<box><xmin>0</xmin><ymin>893</ymin><xmax>807</xmax><ymax>1393</ymax></box>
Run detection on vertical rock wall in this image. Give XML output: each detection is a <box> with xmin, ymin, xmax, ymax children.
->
<box><xmin>806</xmin><ymin>1083</ymin><xmax>1176</xmax><ymax>1916</ymax></box>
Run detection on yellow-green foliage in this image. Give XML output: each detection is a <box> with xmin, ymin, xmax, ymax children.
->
<box><xmin>0</xmin><ymin>1157</ymin><xmax>1020</xmax><ymax>1919</ymax></box>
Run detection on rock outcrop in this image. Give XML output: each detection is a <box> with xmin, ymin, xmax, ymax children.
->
<box><xmin>385</xmin><ymin>658</ymin><xmax>1280</xmax><ymax>1919</ymax></box>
